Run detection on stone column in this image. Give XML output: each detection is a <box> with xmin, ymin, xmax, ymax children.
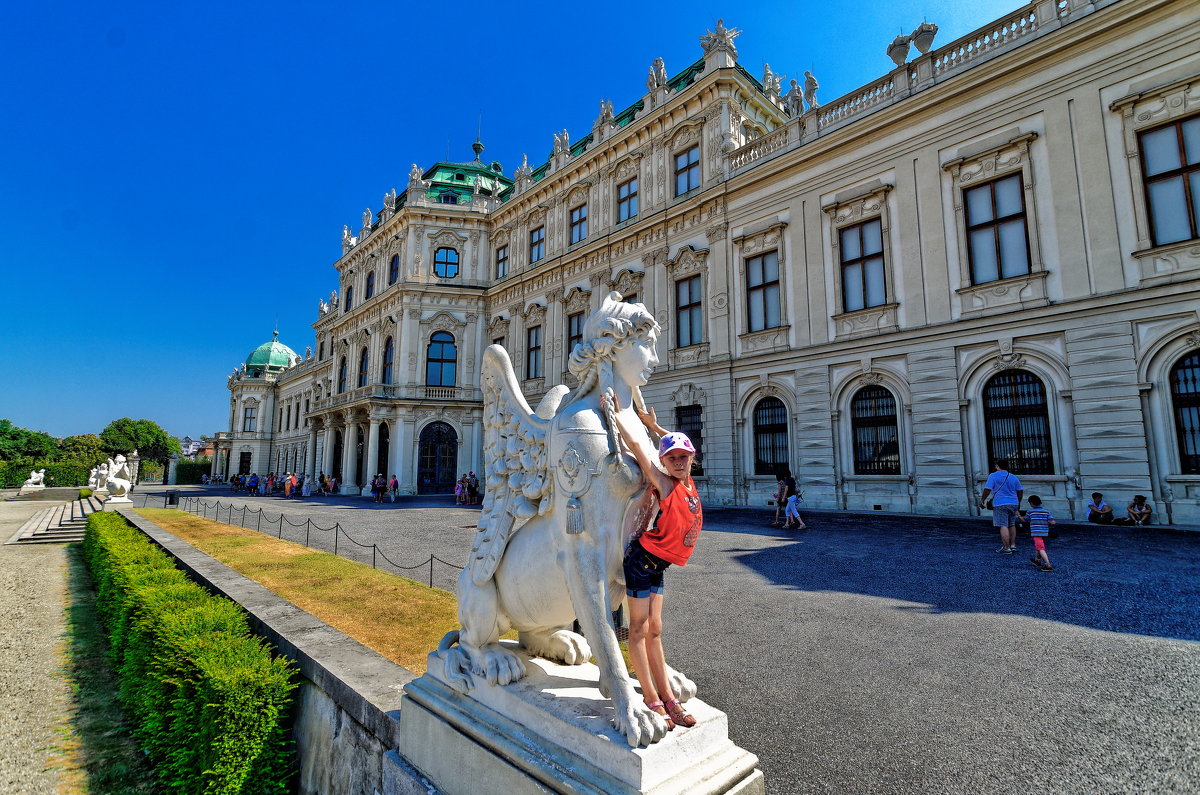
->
<box><xmin>364</xmin><ymin>418</ymin><xmax>381</xmax><ymax>496</ymax></box>
<box><xmin>341</xmin><ymin>421</ymin><xmax>359</xmax><ymax>492</ymax></box>
<box><xmin>167</xmin><ymin>453</ymin><xmax>180</xmax><ymax>486</ymax></box>
<box><xmin>306</xmin><ymin>427</ymin><xmax>318</xmax><ymax>476</ymax></box>
<box><xmin>322</xmin><ymin>423</ymin><xmax>337</xmax><ymax>478</ymax></box>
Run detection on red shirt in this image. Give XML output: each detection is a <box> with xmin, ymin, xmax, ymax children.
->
<box><xmin>639</xmin><ymin>479</ymin><xmax>703</xmax><ymax>566</ymax></box>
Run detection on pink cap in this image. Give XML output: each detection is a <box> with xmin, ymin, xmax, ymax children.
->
<box><xmin>658</xmin><ymin>432</ymin><xmax>695</xmax><ymax>457</ymax></box>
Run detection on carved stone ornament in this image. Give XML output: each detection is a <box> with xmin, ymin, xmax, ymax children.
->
<box><xmin>487</xmin><ymin>314</ymin><xmax>510</xmax><ymax>339</ymax></box>
<box><xmin>563</xmin><ymin>287</ymin><xmax>592</xmax><ymax>314</ymax></box>
<box><xmin>523</xmin><ymin>302</ymin><xmax>547</xmax><ymax>325</ymax></box>
<box><xmin>429</xmin><ymin>229</ymin><xmax>468</xmax><ymax>248</ymax></box>
<box><xmin>824</xmin><ymin>184</ymin><xmax>893</xmax><ymax>227</ymax></box>
<box><xmin>671</xmin><ymin>383</ymin><xmax>706</xmax><ymax>407</ymax></box>
<box><xmin>705</xmin><ymin>222</ymin><xmax>728</xmax><ymax>243</ymax></box>
<box><xmin>859</xmin><ymin>372</ymin><xmax>885</xmax><ymax>385</ymax></box>
<box><xmin>943</xmin><ymin>132</ymin><xmax>1038</xmax><ymax>186</ymax></box>
<box><xmin>700</xmin><ymin>18</ymin><xmax>742</xmax><ymax>57</ymax></box>
<box><xmin>735</xmin><ymin>221</ymin><xmax>787</xmax><ymax>259</ymax></box>
<box><xmin>740</xmin><ymin>327</ymin><xmax>788</xmax><ymax>353</ymax></box>
<box><xmin>435</xmin><ymin>291</ymin><xmax>700</xmax><ymax>749</ymax></box>
<box><xmin>666</xmin><ymin>245</ymin><xmax>710</xmax><ymax>278</ymax></box>
<box><xmin>1185</xmin><ymin>330</ymin><xmax>1200</xmax><ymax>349</ymax></box>
<box><xmin>425</xmin><ymin>311</ymin><xmax>464</xmax><ymax>335</ymax></box>
<box><xmin>992</xmin><ymin>352</ymin><xmax>1027</xmax><ymax>371</ymax></box>
<box><xmin>609</xmin><ymin>153</ymin><xmax>642</xmax><ymax>181</ymax></box>
<box><xmin>609</xmin><ymin>268</ymin><xmax>645</xmax><ymax>296</ymax></box>
<box><xmin>671</xmin><ymin>123</ymin><xmax>701</xmax><ymax>151</ymax></box>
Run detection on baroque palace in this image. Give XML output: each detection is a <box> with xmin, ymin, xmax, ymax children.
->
<box><xmin>215</xmin><ymin>0</ymin><xmax>1200</xmax><ymax>523</ymax></box>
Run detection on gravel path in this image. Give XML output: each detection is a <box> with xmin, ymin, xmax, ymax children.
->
<box><xmin>0</xmin><ymin>500</ymin><xmax>70</xmax><ymax>795</ymax></box>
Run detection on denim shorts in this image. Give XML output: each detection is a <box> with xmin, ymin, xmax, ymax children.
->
<box><xmin>623</xmin><ymin>540</ymin><xmax>671</xmax><ymax>598</ymax></box>
<box><xmin>992</xmin><ymin>504</ymin><xmax>1020</xmax><ymax>527</ymax></box>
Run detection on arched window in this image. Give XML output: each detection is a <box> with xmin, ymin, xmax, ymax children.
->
<box><xmin>337</xmin><ymin>357</ymin><xmax>347</xmax><ymax>393</ymax></box>
<box><xmin>434</xmin><ymin>247</ymin><xmax>460</xmax><ymax>278</ymax></box>
<box><xmin>426</xmin><ymin>331</ymin><xmax>457</xmax><ymax>386</ymax></box>
<box><xmin>344</xmin><ymin>285</ymin><xmax>354</xmax><ymax>312</ymax></box>
<box><xmin>850</xmin><ymin>386</ymin><xmax>901</xmax><ymax>475</ymax></box>
<box><xmin>318</xmin><ymin>341</ymin><xmax>325</xmax><ymax>361</ymax></box>
<box><xmin>1170</xmin><ymin>351</ymin><xmax>1200</xmax><ymax>474</ymax></box>
<box><xmin>388</xmin><ymin>254</ymin><xmax>400</xmax><ymax>285</ymax></box>
<box><xmin>382</xmin><ymin>336</ymin><xmax>395</xmax><ymax>385</ymax></box>
<box><xmin>358</xmin><ymin>347</ymin><xmax>369</xmax><ymax>388</ymax></box>
<box><xmin>982</xmin><ymin>371</ymin><xmax>1054</xmax><ymax>474</ymax></box>
<box><xmin>753</xmin><ymin>397</ymin><xmax>789</xmax><ymax>476</ymax></box>
<box><xmin>365</xmin><ymin>271</ymin><xmax>375</xmax><ymax>300</ymax></box>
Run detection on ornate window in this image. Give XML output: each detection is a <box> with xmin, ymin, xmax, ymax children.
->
<box><xmin>567</xmin><ymin>312</ymin><xmax>584</xmax><ymax>353</ymax></box>
<box><xmin>674</xmin><ymin>145</ymin><xmax>700</xmax><ymax>196</ymax></box>
<box><xmin>1170</xmin><ymin>350</ymin><xmax>1200</xmax><ymax>474</ymax></box>
<box><xmin>357</xmin><ymin>347</ymin><xmax>369</xmax><ymax>388</ymax></box>
<box><xmin>529</xmin><ymin>226</ymin><xmax>545</xmax><ymax>263</ymax></box>
<box><xmin>242</xmin><ymin>406</ymin><xmax>257</xmax><ymax>433</ymax></box>
<box><xmin>570</xmin><ymin>204</ymin><xmax>588</xmax><ymax>244</ymax></box>
<box><xmin>982</xmin><ymin>371</ymin><xmax>1054</xmax><ymax>475</ymax></box>
<box><xmin>434</xmin><ymin>247</ymin><xmax>460</xmax><ymax>278</ymax></box>
<box><xmin>840</xmin><ymin>219</ymin><xmax>887</xmax><ymax>311</ymax></box>
<box><xmin>388</xmin><ymin>254</ymin><xmax>400</xmax><ymax>285</ymax></box>
<box><xmin>318</xmin><ymin>341</ymin><xmax>325</xmax><ymax>361</ymax></box>
<box><xmin>526</xmin><ymin>325</ymin><xmax>543</xmax><ymax>379</ymax></box>
<box><xmin>344</xmin><ymin>285</ymin><xmax>354</xmax><ymax>312</ymax></box>
<box><xmin>426</xmin><ymin>331</ymin><xmax>457</xmax><ymax>387</ymax></box>
<box><xmin>365</xmin><ymin>271</ymin><xmax>376</xmax><ymax>300</ymax></box>
<box><xmin>675</xmin><ymin>404</ymin><xmax>704</xmax><ymax>476</ymax></box>
<box><xmin>382</xmin><ymin>336</ymin><xmax>395</xmax><ymax>385</ymax></box>
<box><xmin>337</xmin><ymin>357</ymin><xmax>347</xmax><ymax>393</ymax></box>
<box><xmin>850</xmin><ymin>386</ymin><xmax>901</xmax><ymax>475</ymax></box>
<box><xmin>675</xmin><ymin>275</ymin><xmax>703</xmax><ymax>347</ymax></box>
<box><xmin>1139</xmin><ymin>116</ymin><xmax>1200</xmax><ymax>246</ymax></box>
<box><xmin>746</xmin><ymin>250</ymin><xmax>781</xmax><ymax>332</ymax></box>
<box><xmin>964</xmin><ymin>173</ymin><xmax>1031</xmax><ymax>284</ymax></box>
<box><xmin>753</xmin><ymin>397</ymin><xmax>789</xmax><ymax>476</ymax></box>
<box><xmin>617</xmin><ymin>178</ymin><xmax>639</xmax><ymax>222</ymax></box>
<box><xmin>439</xmin><ymin>193</ymin><xmax>458</xmax><ymax>205</ymax></box>
<box><xmin>496</xmin><ymin>244</ymin><xmax>509</xmax><ymax>278</ymax></box>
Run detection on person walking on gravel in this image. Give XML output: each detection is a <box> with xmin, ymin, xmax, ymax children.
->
<box><xmin>980</xmin><ymin>459</ymin><xmax>1023</xmax><ymax>554</ymax></box>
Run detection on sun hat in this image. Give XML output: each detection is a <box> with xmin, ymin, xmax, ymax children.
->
<box><xmin>658</xmin><ymin>432</ymin><xmax>695</xmax><ymax>457</ymax></box>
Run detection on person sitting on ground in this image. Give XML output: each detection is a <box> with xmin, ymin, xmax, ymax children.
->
<box><xmin>1127</xmin><ymin>494</ymin><xmax>1153</xmax><ymax>526</ymax></box>
<box><xmin>1086</xmin><ymin>492</ymin><xmax>1114</xmax><ymax>524</ymax></box>
<box><xmin>1026</xmin><ymin>495</ymin><xmax>1056</xmax><ymax>572</ymax></box>
<box><xmin>782</xmin><ymin>490</ymin><xmax>806</xmax><ymax>530</ymax></box>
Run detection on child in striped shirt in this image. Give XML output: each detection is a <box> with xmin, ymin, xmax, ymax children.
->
<box><xmin>1026</xmin><ymin>495</ymin><xmax>1055</xmax><ymax>571</ymax></box>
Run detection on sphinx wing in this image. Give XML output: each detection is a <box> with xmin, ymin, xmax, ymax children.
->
<box><xmin>469</xmin><ymin>345</ymin><xmax>554</xmax><ymax>587</ymax></box>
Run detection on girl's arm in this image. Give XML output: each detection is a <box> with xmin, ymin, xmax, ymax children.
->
<box><xmin>636</xmin><ymin>405</ymin><xmax>669</xmax><ymax>442</ymax></box>
<box><xmin>606</xmin><ymin>394</ymin><xmax>674</xmax><ymax>495</ymax></box>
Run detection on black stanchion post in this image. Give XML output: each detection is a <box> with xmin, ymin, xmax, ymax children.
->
<box><xmin>305</xmin><ymin>518</ymin><xmax>311</xmax><ymax>547</ymax></box>
<box><xmin>334</xmin><ymin>526</ymin><xmax>339</xmax><ymax>556</ymax></box>
<box><xmin>429</xmin><ymin>556</ymin><xmax>433</xmax><ymax>589</ymax></box>
<box><xmin>373</xmin><ymin>546</ymin><xmax>377</xmax><ymax>569</ymax></box>
<box><xmin>257</xmin><ymin>510</ymin><xmax>261</xmax><ymax>532</ymax></box>
<box><xmin>278</xmin><ymin>516</ymin><xmax>283</xmax><ymax>539</ymax></box>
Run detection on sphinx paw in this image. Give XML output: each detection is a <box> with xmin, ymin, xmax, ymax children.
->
<box><xmin>479</xmin><ymin>643</ymin><xmax>527</xmax><ymax>686</ymax></box>
<box><xmin>612</xmin><ymin>698</ymin><xmax>669</xmax><ymax>747</ymax></box>
<box><xmin>666</xmin><ymin>666</ymin><xmax>697</xmax><ymax>701</ymax></box>
<box><xmin>519</xmin><ymin>629</ymin><xmax>591</xmax><ymax>665</ymax></box>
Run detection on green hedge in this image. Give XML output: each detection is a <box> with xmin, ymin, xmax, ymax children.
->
<box><xmin>1</xmin><ymin>460</ymin><xmax>93</xmax><ymax>488</ymax></box>
<box><xmin>176</xmin><ymin>459</ymin><xmax>212</xmax><ymax>485</ymax></box>
<box><xmin>82</xmin><ymin>512</ymin><xmax>296</xmax><ymax>794</ymax></box>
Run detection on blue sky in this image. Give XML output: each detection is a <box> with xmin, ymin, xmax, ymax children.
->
<box><xmin>0</xmin><ymin>0</ymin><xmax>1017</xmax><ymax>440</ymax></box>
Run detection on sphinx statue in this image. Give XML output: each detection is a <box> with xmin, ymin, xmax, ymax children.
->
<box><xmin>104</xmin><ymin>455</ymin><xmax>133</xmax><ymax>501</ymax></box>
<box><xmin>437</xmin><ymin>292</ymin><xmax>694</xmax><ymax>747</ymax></box>
<box><xmin>23</xmin><ymin>469</ymin><xmax>46</xmax><ymax>487</ymax></box>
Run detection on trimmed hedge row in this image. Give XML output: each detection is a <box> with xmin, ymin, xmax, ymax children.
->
<box><xmin>2</xmin><ymin>460</ymin><xmax>92</xmax><ymax>488</ymax></box>
<box><xmin>82</xmin><ymin>512</ymin><xmax>297</xmax><ymax>794</ymax></box>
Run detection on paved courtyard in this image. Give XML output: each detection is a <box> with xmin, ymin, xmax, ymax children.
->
<box><xmin>141</xmin><ymin>486</ymin><xmax>1198</xmax><ymax>794</ymax></box>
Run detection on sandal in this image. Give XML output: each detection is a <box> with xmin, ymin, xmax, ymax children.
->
<box><xmin>645</xmin><ymin>700</ymin><xmax>675</xmax><ymax>730</ymax></box>
<box><xmin>664</xmin><ymin>698</ymin><xmax>697</xmax><ymax>728</ymax></box>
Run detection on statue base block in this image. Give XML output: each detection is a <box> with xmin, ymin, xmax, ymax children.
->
<box><xmin>18</xmin><ymin>484</ymin><xmax>46</xmax><ymax>496</ymax></box>
<box><xmin>400</xmin><ymin>643</ymin><xmax>762</xmax><ymax>795</ymax></box>
<box><xmin>103</xmin><ymin>497</ymin><xmax>133</xmax><ymax>510</ymax></box>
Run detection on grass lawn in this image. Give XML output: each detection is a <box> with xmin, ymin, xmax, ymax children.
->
<box><xmin>136</xmin><ymin>508</ymin><xmax>459</xmax><ymax>674</ymax></box>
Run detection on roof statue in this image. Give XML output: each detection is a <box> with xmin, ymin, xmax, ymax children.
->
<box><xmin>408</xmin><ymin>163</ymin><xmax>426</xmax><ymax>189</ymax></box>
<box><xmin>595</xmin><ymin>99</ymin><xmax>615</xmax><ymax>128</ymax></box>
<box><xmin>785</xmin><ymin>78</ymin><xmax>804</xmax><ymax>115</ymax></box>
<box><xmin>436</xmin><ymin>291</ymin><xmax>695</xmax><ymax>747</ymax></box>
<box><xmin>552</xmin><ymin>129</ymin><xmax>570</xmax><ymax>155</ymax></box>
<box><xmin>383</xmin><ymin>188</ymin><xmax>398</xmax><ymax>212</ymax></box>
<box><xmin>762</xmin><ymin>63</ymin><xmax>783</xmax><ymax>97</ymax></box>
<box><xmin>342</xmin><ymin>224</ymin><xmax>356</xmax><ymax>252</ymax></box>
<box><xmin>804</xmin><ymin>70</ymin><xmax>821</xmax><ymax>109</ymax></box>
<box><xmin>361</xmin><ymin>208</ymin><xmax>373</xmax><ymax>233</ymax></box>
<box><xmin>700</xmin><ymin>18</ymin><xmax>741</xmax><ymax>58</ymax></box>
<box><xmin>647</xmin><ymin>57</ymin><xmax>668</xmax><ymax>93</ymax></box>
<box><xmin>514</xmin><ymin>153</ymin><xmax>533</xmax><ymax>180</ymax></box>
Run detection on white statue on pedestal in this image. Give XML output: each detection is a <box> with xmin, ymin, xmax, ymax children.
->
<box><xmin>438</xmin><ymin>292</ymin><xmax>695</xmax><ymax>747</ymax></box>
<box><xmin>87</xmin><ymin>466</ymin><xmax>99</xmax><ymax>489</ymax></box>
<box><xmin>23</xmin><ymin>469</ymin><xmax>46</xmax><ymax>487</ymax></box>
<box><xmin>104</xmin><ymin>455</ymin><xmax>133</xmax><ymax>502</ymax></box>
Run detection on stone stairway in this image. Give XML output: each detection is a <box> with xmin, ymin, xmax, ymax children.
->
<box><xmin>4</xmin><ymin>496</ymin><xmax>105</xmax><ymax>545</ymax></box>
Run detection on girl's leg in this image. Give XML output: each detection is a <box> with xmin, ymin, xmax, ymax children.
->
<box><xmin>626</xmin><ymin>596</ymin><xmax>671</xmax><ymax>725</ymax></box>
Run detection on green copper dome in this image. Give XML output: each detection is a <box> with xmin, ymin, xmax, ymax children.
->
<box><xmin>245</xmin><ymin>332</ymin><xmax>297</xmax><ymax>374</ymax></box>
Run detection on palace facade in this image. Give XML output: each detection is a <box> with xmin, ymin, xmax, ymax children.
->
<box><xmin>215</xmin><ymin>0</ymin><xmax>1200</xmax><ymax>523</ymax></box>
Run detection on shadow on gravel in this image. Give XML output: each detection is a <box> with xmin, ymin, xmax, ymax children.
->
<box><xmin>712</xmin><ymin>510</ymin><xmax>1200</xmax><ymax>643</ymax></box>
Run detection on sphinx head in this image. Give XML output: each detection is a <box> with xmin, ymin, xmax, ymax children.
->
<box><xmin>567</xmin><ymin>292</ymin><xmax>660</xmax><ymax>386</ymax></box>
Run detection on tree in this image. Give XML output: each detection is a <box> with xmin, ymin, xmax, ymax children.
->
<box><xmin>59</xmin><ymin>434</ymin><xmax>107</xmax><ymax>466</ymax></box>
<box><xmin>0</xmin><ymin>419</ymin><xmax>59</xmax><ymax>461</ymax></box>
<box><xmin>100</xmin><ymin>418</ymin><xmax>182</xmax><ymax>464</ymax></box>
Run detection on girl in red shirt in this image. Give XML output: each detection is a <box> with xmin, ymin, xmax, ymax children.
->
<box><xmin>609</xmin><ymin>394</ymin><xmax>702</xmax><ymax>731</ymax></box>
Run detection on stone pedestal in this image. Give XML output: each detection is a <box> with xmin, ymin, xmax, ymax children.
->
<box><xmin>400</xmin><ymin>643</ymin><xmax>762</xmax><ymax>795</ymax></box>
<box><xmin>18</xmin><ymin>484</ymin><xmax>45</xmax><ymax>496</ymax></box>
<box><xmin>103</xmin><ymin>496</ymin><xmax>133</xmax><ymax>510</ymax></box>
